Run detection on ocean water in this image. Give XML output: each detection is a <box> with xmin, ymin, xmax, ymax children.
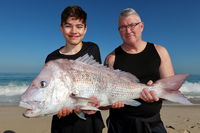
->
<box><xmin>0</xmin><ymin>73</ymin><xmax>38</xmax><ymax>105</ymax></box>
<box><xmin>0</xmin><ymin>73</ymin><xmax>200</xmax><ymax>106</ymax></box>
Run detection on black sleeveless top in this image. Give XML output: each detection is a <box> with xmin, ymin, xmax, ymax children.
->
<box><xmin>110</xmin><ymin>42</ymin><xmax>162</xmax><ymax>118</ymax></box>
<box><xmin>46</xmin><ymin>42</ymin><xmax>104</xmax><ymax>133</ymax></box>
<box><xmin>45</xmin><ymin>42</ymin><xmax>101</xmax><ymax>63</ymax></box>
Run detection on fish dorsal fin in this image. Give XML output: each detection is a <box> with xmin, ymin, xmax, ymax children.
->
<box><xmin>114</xmin><ymin>69</ymin><xmax>139</xmax><ymax>83</ymax></box>
<box><xmin>76</xmin><ymin>54</ymin><xmax>139</xmax><ymax>83</ymax></box>
<box><xmin>76</xmin><ymin>54</ymin><xmax>102</xmax><ymax>67</ymax></box>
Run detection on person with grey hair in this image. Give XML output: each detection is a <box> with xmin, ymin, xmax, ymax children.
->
<box><xmin>104</xmin><ymin>8</ymin><xmax>174</xmax><ymax>133</ymax></box>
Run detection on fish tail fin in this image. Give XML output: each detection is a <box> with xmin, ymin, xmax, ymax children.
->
<box><xmin>155</xmin><ymin>74</ymin><xmax>192</xmax><ymax>105</ymax></box>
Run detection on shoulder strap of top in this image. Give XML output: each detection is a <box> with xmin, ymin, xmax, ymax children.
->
<box><xmin>146</xmin><ymin>42</ymin><xmax>157</xmax><ymax>51</ymax></box>
<box><xmin>114</xmin><ymin>46</ymin><xmax>123</xmax><ymax>55</ymax></box>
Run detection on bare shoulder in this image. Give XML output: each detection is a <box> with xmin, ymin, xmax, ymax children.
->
<box><xmin>105</xmin><ymin>51</ymin><xmax>116</xmax><ymax>68</ymax></box>
<box><xmin>154</xmin><ymin>44</ymin><xmax>175</xmax><ymax>77</ymax></box>
<box><xmin>154</xmin><ymin>44</ymin><xmax>169</xmax><ymax>57</ymax></box>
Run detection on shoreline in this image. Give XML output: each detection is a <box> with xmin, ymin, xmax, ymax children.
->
<box><xmin>0</xmin><ymin>105</ymin><xmax>200</xmax><ymax>133</ymax></box>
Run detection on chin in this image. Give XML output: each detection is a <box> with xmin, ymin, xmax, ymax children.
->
<box><xmin>69</xmin><ymin>41</ymin><xmax>82</xmax><ymax>45</ymax></box>
<box><xmin>126</xmin><ymin>40</ymin><xmax>136</xmax><ymax>44</ymax></box>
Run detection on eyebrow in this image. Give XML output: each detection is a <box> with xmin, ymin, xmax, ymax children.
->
<box><xmin>63</xmin><ymin>23</ymin><xmax>85</xmax><ymax>26</ymax></box>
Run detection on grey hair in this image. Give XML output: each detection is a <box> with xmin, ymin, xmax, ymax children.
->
<box><xmin>119</xmin><ymin>8</ymin><xmax>141</xmax><ymax>22</ymax></box>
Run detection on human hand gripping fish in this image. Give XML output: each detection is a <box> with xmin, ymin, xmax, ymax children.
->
<box><xmin>19</xmin><ymin>54</ymin><xmax>192</xmax><ymax>119</ymax></box>
<box><xmin>57</xmin><ymin>96</ymin><xmax>99</xmax><ymax>118</ymax></box>
<box><xmin>140</xmin><ymin>80</ymin><xmax>159</xmax><ymax>102</ymax></box>
<box><xmin>110</xmin><ymin>80</ymin><xmax>158</xmax><ymax>109</ymax></box>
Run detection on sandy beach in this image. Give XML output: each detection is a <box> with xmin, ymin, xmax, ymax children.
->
<box><xmin>0</xmin><ymin>105</ymin><xmax>200</xmax><ymax>133</ymax></box>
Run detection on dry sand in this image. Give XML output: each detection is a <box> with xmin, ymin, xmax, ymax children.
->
<box><xmin>0</xmin><ymin>105</ymin><xmax>200</xmax><ymax>133</ymax></box>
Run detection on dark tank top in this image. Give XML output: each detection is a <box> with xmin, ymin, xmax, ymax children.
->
<box><xmin>46</xmin><ymin>42</ymin><xmax>104</xmax><ymax>133</ymax></box>
<box><xmin>110</xmin><ymin>42</ymin><xmax>162</xmax><ymax>118</ymax></box>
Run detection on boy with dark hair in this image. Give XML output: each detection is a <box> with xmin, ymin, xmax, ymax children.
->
<box><xmin>45</xmin><ymin>6</ymin><xmax>104</xmax><ymax>133</ymax></box>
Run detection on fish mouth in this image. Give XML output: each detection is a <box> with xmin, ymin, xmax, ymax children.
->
<box><xmin>19</xmin><ymin>101</ymin><xmax>33</xmax><ymax>109</ymax></box>
<box><xmin>19</xmin><ymin>101</ymin><xmax>33</xmax><ymax>118</ymax></box>
<box><xmin>19</xmin><ymin>101</ymin><xmax>41</xmax><ymax>118</ymax></box>
<box><xmin>22</xmin><ymin>109</ymin><xmax>32</xmax><ymax>118</ymax></box>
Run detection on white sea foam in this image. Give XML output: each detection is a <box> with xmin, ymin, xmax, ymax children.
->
<box><xmin>0</xmin><ymin>81</ymin><xmax>200</xmax><ymax>97</ymax></box>
<box><xmin>0</xmin><ymin>83</ymin><xmax>28</xmax><ymax>96</ymax></box>
<box><xmin>180</xmin><ymin>81</ymin><xmax>200</xmax><ymax>93</ymax></box>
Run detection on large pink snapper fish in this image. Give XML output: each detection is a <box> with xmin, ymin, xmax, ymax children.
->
<box><xmin>19</xmin><ymin>54</ymin><xmax>191</xmax><ymax>118</ymax></box>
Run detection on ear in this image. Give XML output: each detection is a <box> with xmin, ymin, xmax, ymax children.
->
<box><xmin>84</xmin><ymin>26</ymin><xmax>87</xmax><ymax>34</ymax></box>
<box><xmin>140</xmin><ymin>22</ymin><xmax>144</xmax><ymax>32</ymax></box>
<box><xmin>60</xmin><ymin>25</ymin><xmax>63</xmax><ymax>33</ymax></box>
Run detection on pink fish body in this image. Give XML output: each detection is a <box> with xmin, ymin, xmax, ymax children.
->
<box><xmin>19</xmin><ymin>54</ymin><xmax>191</xmax><ymax>118</ymax></box>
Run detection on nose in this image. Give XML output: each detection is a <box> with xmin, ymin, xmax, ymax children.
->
<box><xmin>71</xmin><ymin>26</ymin><xmax>78</xmax><ymax>33</ymax></box>
<box><xmin>126</xmin><ymin>26</ymin><xmax>132</xmax><ymax>33</ymax></box>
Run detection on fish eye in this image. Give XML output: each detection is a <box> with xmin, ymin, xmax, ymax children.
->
<box><xmin>40</xmin><ymin>81</ymin><xmax>48</xmax><ymax>88</ymax></box>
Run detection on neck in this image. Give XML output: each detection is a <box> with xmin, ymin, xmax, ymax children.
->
<box><xmin>59</xmin><ymin>42</ymin><xmax>83</xmax><ymax>55</ymax></box>
<box><xmin>121</xmin><ymin>40</ymin><xmax>147</xmax><ymax>54</ymax></box>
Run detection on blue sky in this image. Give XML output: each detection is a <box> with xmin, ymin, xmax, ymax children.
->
<box><xmin>0</xmin><ymin>0</ymin><xmax>200</xmax><ymax>75</ymax></box>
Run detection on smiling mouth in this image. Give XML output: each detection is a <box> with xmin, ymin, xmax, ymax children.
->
<box><xmin>69</xmin><ymin>35</ymin><xmax>80</xmax><ymax>38</ymax></box>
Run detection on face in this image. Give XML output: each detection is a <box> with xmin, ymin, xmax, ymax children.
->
<box><xmin>118</xmin><ymin>14</ymin><xmax>144</xmax><ymax>45</ymax></box>
<box><xmin>60</xmin><ymin>17</ymin><xmax>87</xmax><ymax>45</ymax></box>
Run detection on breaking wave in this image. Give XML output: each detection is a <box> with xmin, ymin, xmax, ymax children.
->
<box><xmin>0</xmin><ymin>73</ymin><xmax>200</xmax><ymax>105</ymax></box>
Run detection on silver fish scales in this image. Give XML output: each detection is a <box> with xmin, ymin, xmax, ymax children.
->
<box><xmin>19</xmin><ymin>54</ymin><xmax>192</xmax><ymax>118</ymax></box>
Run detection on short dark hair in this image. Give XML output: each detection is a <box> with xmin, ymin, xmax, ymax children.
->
<box><xmin>61</xmin><ymin>6</ymin><xmax>87</xmax><ymax>26</ymax></box>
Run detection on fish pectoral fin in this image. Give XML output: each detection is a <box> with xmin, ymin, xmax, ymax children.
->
<box><xmin>74</xmin><ymin>112</ymin><xmax>86</xmax><ymax>120</ymax></box>
<box><xmin>70</xmin><ymin>95</ymin><xmax>90</xmax><ymax>100</ymax></box>
<box><xmin>80</xmin><ymin>105</ymin><xmax>100</xmax><ymax>111</ymax></box>
<box><xmin>124</xmin><ymin>100</ymin><xmax>141</xmax><ymax>106</ymax></box>
<box><xmin>70</xmin><ymin>95</ymin><xmax>98</xmax><ymax>103</ymax></box>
